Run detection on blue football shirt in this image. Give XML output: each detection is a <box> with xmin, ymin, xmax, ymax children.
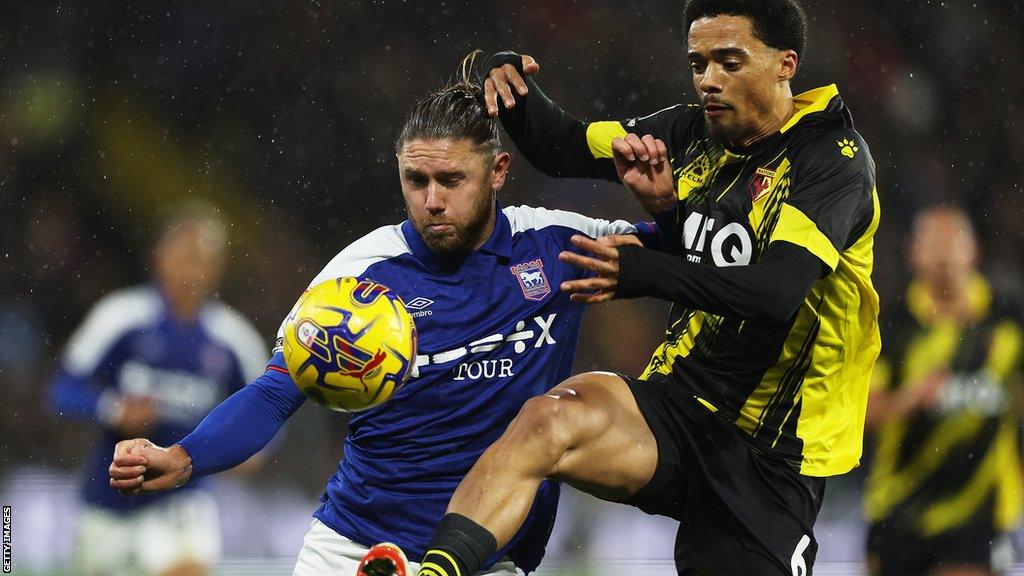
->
<box><xmin>178</xmin><ymin>204</ymin><xmax>651</xmax><ymax>571</ymax></box>
<box><xmin>287</xmin><ymin>205</ymin><xmax>641</xmax><ymax>569</ymax></box>
<box><xmin>50</xmin><ymin>285</ymin><xmax>267</xmax><ymax>510</ymax></box>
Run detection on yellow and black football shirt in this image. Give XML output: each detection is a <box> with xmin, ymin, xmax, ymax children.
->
<box><xmin>864</xmin><ymin>275</ymin><xmax>1024</xmax><ymax>537</ymax></box>
<box><xmin>492</xmin><ymin>56</ymin><xmax>880</xmax><ymax>477</ymax></box>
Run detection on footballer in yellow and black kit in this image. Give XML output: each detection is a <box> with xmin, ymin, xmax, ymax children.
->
<box><xmin>864</xmin><ymin>276</ymin><xmax>1024</xmax><ymax>575</ymax></box>
<box><xmin>485</xmin><ymin>51</ymin><xmax>880</xmax><ymax>574</ymax></box>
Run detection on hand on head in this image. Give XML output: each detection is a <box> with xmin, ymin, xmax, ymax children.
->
<box><xmin>483</xmin><ymin>54</ymin><xmax>540</xmax><ymax>117</ymax></box>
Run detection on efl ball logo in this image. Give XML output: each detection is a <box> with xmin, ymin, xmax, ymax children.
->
<box><xmin>296</xmin><ymin>320</ymin><xmax>321</xmax><ymax>347</ymax></box>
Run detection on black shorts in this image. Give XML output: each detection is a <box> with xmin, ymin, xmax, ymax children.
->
<box><xmin>866</xmin><ymin>520</ymin><xmax>997</xmax><ymax>576</ymax></box>
<box><xmin>620</xmin><ymin>373</ymin><xmax>826</xmax><ymax>576</ymax></box>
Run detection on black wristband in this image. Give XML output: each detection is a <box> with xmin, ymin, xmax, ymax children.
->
<box><xmin>616</xmin><ymin>244</ymin><xmax>651</xmax><ymax>299</ymax></box>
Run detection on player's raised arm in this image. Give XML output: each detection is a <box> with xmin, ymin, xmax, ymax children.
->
<box><xmin>561</xmin><ymin>127</ymin><xmax>876</xmax><ymax>319</ymax></box>
<box><xmin>481</xmin><ymin>50</ymin><xmax>680</xmax><ymax>200</ymax></box>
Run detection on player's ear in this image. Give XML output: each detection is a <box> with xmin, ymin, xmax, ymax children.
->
<box><xmin>779</xmin><ymin>49</ymin><xmax>798</xmax><ymax>82</ymax></box>
<box><xmin>490</xmin><ymin>151</ymin><xmax>511</xmax><ymax>191</ymax></box>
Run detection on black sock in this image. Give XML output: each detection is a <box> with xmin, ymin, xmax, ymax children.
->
<box><xmin>418</xmin><ymin>513</ymin><xmax>497</xmax><ymax>576</ymax></box>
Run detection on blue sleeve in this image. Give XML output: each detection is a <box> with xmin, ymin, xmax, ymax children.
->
<box><xmin>177</xmin><ymin>352</ymin><xmax>306</xmax><ymax>479</ymax></box>
<box><xmin>49</xmin><ymin>367</ymin><xmax>105</xmax><ymax>421</ymax></box>
<box><xmin>50</xmin><ymin>330</ymin><xmax>132</xmax><ymax>423</ymax></box>
<box><xmin>633</xmin><ymin>216</ymin><xmax>678</xmax><ymax>255</ymax></box>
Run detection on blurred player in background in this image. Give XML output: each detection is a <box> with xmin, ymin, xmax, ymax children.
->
<box><xmin>49</xmin><ymin>205</ymin><xmax>267</xmax><ymax>576</ymax></box>
<box><xmin>107</xmin><ymin>55</ymin><xmax>663</xmax><ymax>576</ymax></box>
<box><xmin>864</xmin><ymin>206</ymin><xmax>1023</xmax><ymax>576</ymax></box>
<box><xmin>409</xmin><ymin>1</ymin><xmax>880</xmax><ymax>575</ymax></box>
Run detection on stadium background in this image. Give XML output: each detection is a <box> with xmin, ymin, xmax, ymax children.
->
<box><xmin>1</xmin><ymin>1</ymin><xmax>1021</xmax><ymax>574</ymax></box>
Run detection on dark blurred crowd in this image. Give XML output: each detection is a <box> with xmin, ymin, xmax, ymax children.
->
<box><xmin>1</xmin><ymin>0</ymin><xmax>1021</xmax><ymax>496</ymax></box>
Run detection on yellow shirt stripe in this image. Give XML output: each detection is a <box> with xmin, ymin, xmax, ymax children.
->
<box><xmin>770</xmin><ymin>203</ymin><xmax>840</xmax><ymax>270</ymax></box>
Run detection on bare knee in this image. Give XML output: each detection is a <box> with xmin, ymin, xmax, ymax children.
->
<box><xmin>505</xmin><ymin>394</ymin><xmax>578</xmax><ymax>465</ymax></box>
<box><xmin>468</xmin><ymin>394</ymin><xmax>579</xmax><ymax>481</ymax></box>
<box><xmin>502</xmin><ymin>378</ymin><xmax>621</xmax><ymax>472</ymax></box>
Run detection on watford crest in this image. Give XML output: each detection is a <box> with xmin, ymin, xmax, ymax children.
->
<box><xmin>748</xmin><ymin>166</ymin><xmax>777</xmax><ymax>202</ymax></box>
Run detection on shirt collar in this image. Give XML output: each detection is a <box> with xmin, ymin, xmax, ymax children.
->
<box><xmin>780</xmin><ymin>84</ymin><xmax>840</xmax><ymax>134</ymax></box>
<box><xmin>400</xmin><ymin>203</ymin><xmax>511</xmax><ymax>268</ymax></box>
<box><xmin>477</xmin><ymin>202</ymin><xmax>511</xmax><ymax>258</ymax></box>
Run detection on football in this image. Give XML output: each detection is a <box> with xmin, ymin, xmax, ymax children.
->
<box><xmin>282</xmin><ymin>277</ymin><xmax>417</xmax><ymax>412</ymax></box>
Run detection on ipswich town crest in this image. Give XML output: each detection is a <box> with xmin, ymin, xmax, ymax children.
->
<box><xmin>510</xmin><ymin>258</ymin><xmax>551</xmax><ymax>301</ymax></box>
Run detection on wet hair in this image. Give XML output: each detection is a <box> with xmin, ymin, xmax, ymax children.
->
<box><xmin>683</xmin><ymin>0</ymin><xmax>808</xmax><ymax>59</ymax></box>
<box><xmin>394</xmin><ymin>50</ymin><xmax>501</xmax><ymax>157</ymax></box>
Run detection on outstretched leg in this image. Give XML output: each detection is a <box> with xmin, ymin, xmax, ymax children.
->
<box><xmin>418</xmin><ymin>371</ymin><xmax>658</xmax><ymax>576</ymax></box>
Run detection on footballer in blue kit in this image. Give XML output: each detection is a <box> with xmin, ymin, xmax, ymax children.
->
<box><xmin>51</xmin><ymin>209</ymin><xmax>267</xmax><ymax>576</ymax></box>
<box><xmin>109</xmin><ymin>61</ymin><xmax>664</xmax><ymax>575</ymax></box>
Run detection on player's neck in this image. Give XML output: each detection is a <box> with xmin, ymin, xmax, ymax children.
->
<box><xmin>926</xmin><ymin>278</ymin><xmax>975</xmax><ymax>323</ymax></box>
<box><xmin>733</xmin><ymin>92</ymin><xmax>796</xmax><ymax>149</ymax></box>
<box><xmin>164</xmin><ymin>292</ymin><xmax>203</xmax><ymax>324</ymax></box>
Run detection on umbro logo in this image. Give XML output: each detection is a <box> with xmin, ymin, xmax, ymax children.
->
<box><xmin>405</xmin><ymin>297</ymin><xmax>433</xmax><ymax>310</ymax></box>
<box><xmin>405</xmin><ymin>297</ymin><xmax>434</xmax><ymax>318</ymax></box>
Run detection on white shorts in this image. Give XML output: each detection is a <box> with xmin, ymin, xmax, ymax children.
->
<box><xmin>75</xmin><ymin>490</ymin><xmax>221</xmax><ymax>576</ymax></box>
<box><xmin>293</xmin><ymin>518</ymin><xmax>518</xmax><ymax>576</ymax></box>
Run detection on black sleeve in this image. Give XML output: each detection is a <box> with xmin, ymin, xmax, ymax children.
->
<box><xmin>484</xmin><ymin>51</ymin><xmax>619</xmax><ymax>181</ymax></box>
<box><xmin>616</xmin><ymin>241</ymin><xmax>824</xmax><ymax>322</ymax></box>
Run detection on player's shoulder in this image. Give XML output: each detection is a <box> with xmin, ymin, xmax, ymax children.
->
<box><xmin>623</xmin><ymin>103</ymin><xmax>701</xmax><ymax>128</ymax></box>
<box><xmin>311</xmin><ymin>223</ymin><xmax>412</xmax><ymax>286</ymax></box>
<box><xmin>343</xmin><ymin>222</ymin><xmax>411</xmax><ymax>256</ymax></box>
<box><xmin>798</xmin><ymin>122</ymin><xmax>870</xmax><ymax>156</ymax></box>
<box><xmin>788</xmin><ymin>90</ymin><xmax>873</xmax><ymax>171</ymax></box>
<box><xmin>619</xmin><ymin>104</ymin><xmax>705</xmax><ymax>145</ymax></box>
<box><xmin>85</xmin><ymin>284</ymin><xmax>163</xmax><ymax>330</ymax></box>
<box><xmin>503</xmin><ymin>204</ymin><xmax>635</xmax><ymax>238</ymax></box>
<box><xmin>789</xmin><ymin>120</ymin><xmax>875</xmax><ymax>194</ymax></box>
<box><xmin>200</xmin><ymin>301</ymin><xmax>268</xmax><ymax>377</ymax></box>
<box><xmin>63</xmin><ymin>285</ymin><xmax>163</xmax><ymax>372</ymax></box>
<box><xmin>200</xmin><ymin>301</ymin><xmax>262</xmax><ymax>344</ymax></box>
<box><xmin>503</xmin><ymin>204</ymin><xmax>594</xmax><ymax>232</ymax></box>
